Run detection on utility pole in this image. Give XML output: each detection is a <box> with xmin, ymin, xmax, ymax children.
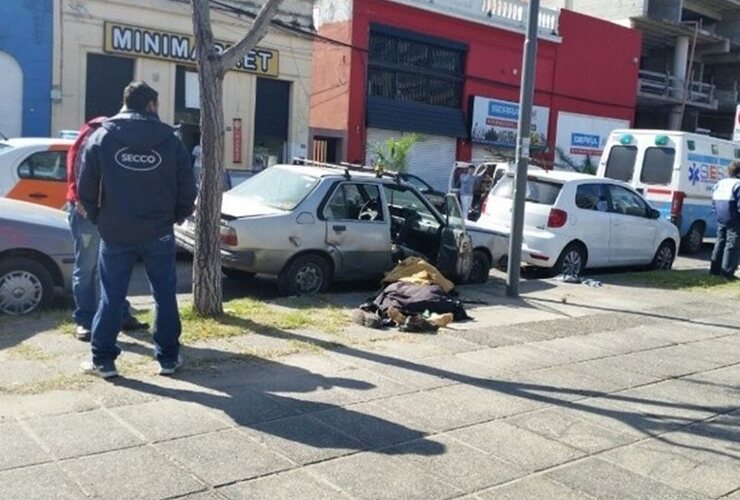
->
<box><xmin>506</xmin><ymin>0</ymin><xmax>540</xmax><ymax>297</ymax></box>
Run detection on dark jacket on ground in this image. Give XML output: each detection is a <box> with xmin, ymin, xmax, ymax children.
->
<box><xmin>78</xmin><ymin>111</ymin><xmax>197</xmax><ymax>245</ymax></box>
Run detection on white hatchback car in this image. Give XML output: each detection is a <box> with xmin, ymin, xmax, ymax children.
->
<box><xmin>477</xmin><ymin>170</ymin><xmax>680</xmax><ymax>276</ymax></box>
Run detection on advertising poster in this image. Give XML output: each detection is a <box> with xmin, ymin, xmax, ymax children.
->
<box><xmin>555</xmin><ymin>112</ymin><xmax>630</xmax><ymax>171</ymax></box>
<box><xmin>470</xmin><ymin>96</ymin><xmax>549</xmax><ymax>149</ymax></box>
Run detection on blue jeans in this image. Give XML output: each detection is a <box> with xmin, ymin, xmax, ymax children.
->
<box><xmin>91</xmin><ymin>232</ymin><xmax>180</xmax><ymax>366</ymax></box>
<box><xmin>68</xmin><ymin>206</ymin><xmax>132</xmax><ymax>328</ymax></box>
<box><xmin>710</xmin><ymin>223</ymin><xmax>739</xmax><ymax>277</ymax></box>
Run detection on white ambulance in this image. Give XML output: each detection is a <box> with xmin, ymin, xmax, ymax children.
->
<box><xmin>597</xmin><ymin>129</ymin><xmax>740</xmax><ymax>253</ymax></box>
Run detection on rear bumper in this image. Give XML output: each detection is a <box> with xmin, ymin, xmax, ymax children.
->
<box><xmin>175</xmin><ymin>230</ymin><xmax>256</xmax><ymax>270</ymax></box>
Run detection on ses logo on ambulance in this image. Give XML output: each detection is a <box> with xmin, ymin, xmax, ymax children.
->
<box><xmin>687</xmin><ymin>154</ymin><xmax>729</xmax><ymax>186</ymax></box>
<box><xmin>114</xmin><ymin>148</ymin><xmax>162</xmax><ymax>171</ymax></box>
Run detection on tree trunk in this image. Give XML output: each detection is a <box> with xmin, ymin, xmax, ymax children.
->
<box><xmin>189</xmin><ymin>0</ymin><xmax>285</xmax><ymax>317</ymax></box>
<box><xmin>191</xmin><ymin>0</ymin><xmax>225</xmax><ymax>316</ymax></box>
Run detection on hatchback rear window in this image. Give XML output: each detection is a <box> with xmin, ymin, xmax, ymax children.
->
<box><xmin>604</xmin><ymin>146</ymin><xmax>637</xmax><ymax>181</ymax></box>
<box><xmin>492</xmin><ymin>176</ymin><xmax>562</xmax><ymax>205</ymax></box>
<box><xmin>640</xmin><ymin>147</ymin><xmax>675</xmax><ymax>185</ymax></box>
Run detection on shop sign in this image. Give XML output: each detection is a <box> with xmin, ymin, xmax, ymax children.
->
<box><xmin>555</xmin><ymin>112</ymin><xmax>629</xmax><ymax>168</ymax></box>
<box><xmin>103</xmin><ymin>22</ymin><xmax>279</xmax><ymax>77</ymax></box>
<box><xmin>470</xmin><ymin>96</ymin><xmax>549</xmax><ymax>149</ymax></box>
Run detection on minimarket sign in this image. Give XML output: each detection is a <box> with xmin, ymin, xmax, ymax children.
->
<box><xmin>103</xmin><ymin>22</ymin><xmax>279</xmax><ymax>77</ymax></box>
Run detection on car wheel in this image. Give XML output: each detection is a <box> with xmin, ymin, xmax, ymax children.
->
<box><xmin>467</xmin><ymin>250</ymin><xmax>491</xmax><ymax>284</ymax></box>
<box><xmin>680</xmin><ymin>222</ymin><xmax>704</xmax><ymax>254</ymax></box>
<box><xmin>553</xmin><ymin>243</ymin><xmax>586</xmax><ymax>277</ymax></box>
<box><xmin>222</xmin><ymin>268</ymin><xmax>256</xmax><ymax>280</ymax></box>
<box><xmin>651</xmin><ymin>240</ymin><xmax>675</xmax><ymax>270</ymax></box>
<box><xmin>277</xmin><ymin>254</ymin><xmax>331</xmax><ymax>296</ymax></box>
<box><xmin>0</xmin><ymin>257</ymin><xmax>55</xmax><ymax>315</ymax></box>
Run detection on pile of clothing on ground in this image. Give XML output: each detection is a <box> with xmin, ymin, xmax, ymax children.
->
<box><xmin>352</xmin><ymin>257</ymin><xmax>471</xmax><ymax>333</ymax></box>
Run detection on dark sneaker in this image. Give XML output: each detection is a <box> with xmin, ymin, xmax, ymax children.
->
<box><xmin>121</xmin><ymin>318</ymin><xmax>150</xmax><ymax>332</ymax></box>
<box><xmin>158</xmin><ymin>356</ymin><xmax>183</xmax><ymax>376</ymax></box>
<box><xmin>80</xmin><ymin>360</ymin><xmax>118</xmax><ymax>379</ymax></box>
<box><xmin>75</xmin><ymin>326</ymin><xmax>91</xmax><ymax>342</ymax></box>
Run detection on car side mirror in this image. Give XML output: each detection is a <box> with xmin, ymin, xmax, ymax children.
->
<box><xmin>649</xmin><ymin>208</ymin><xmax>661</xmax><ymax>219</ymax></box>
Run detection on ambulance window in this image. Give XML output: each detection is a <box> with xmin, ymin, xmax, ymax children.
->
<box><xmin>640</xmin><ymin>147</ymin><xmax>675</xmax><ymax>185</ymax></box>
<box><xmin>604</xmin><ymin>146</ymin><xmax>637</xmax><ymax>181</ymax></box>
<box><xmin>17</xmin><ymin>151</ymin><xmax>68</xmax><ymax>182</ymax></box>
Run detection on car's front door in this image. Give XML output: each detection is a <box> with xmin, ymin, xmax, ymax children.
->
<box><xmin>605</xmin><ymin>184</ymin><xmax>657</xmax><ymax>264</ymax></box>
<box><xmin>437</xmin><ymin>194</ymin><xmax>473</xmax><ymax>282</ymax></box>
<box><xmin>323</xmin><ymin>182</ymin><xmax>392</xmax><ymax>277</ymax></box>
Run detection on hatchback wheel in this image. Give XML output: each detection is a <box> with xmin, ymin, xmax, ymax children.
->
<box><xmin>651</xmin><ymin>240</ymin><xmax>675</xmax><ymax>270</ymax></box>
<box><xmin>553</xmin><ymin>243</ymin><xmax>586</xmax><ymax>277</ymax></box>
<box><xmin>277</xmin><ymin>255</ymin><xmax>331</xmax><ymax>296</ymax></box>
<box><xmin>0</xmin><ymin>258</ymin><xmax>54</xmax><ymax>315</ymax></box>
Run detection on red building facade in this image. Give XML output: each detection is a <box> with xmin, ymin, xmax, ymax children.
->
<box><xmin>310</xmin><ymin>0</ymin><xmax>642</xmax><ymax>188</ymax></box>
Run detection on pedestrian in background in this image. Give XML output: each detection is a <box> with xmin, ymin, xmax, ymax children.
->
<box><xmin>459</xmin><ymin>165</ymin><xmax>481</xmax><ymax>218</ymax></box>
<box><xmin>65</xmin><ymin>116</ymin><xmax>148</xmax><ymax>341</ymax></box>
<box><xmin>78</xmin><ymin>81</ymin><xmax>197</xmax><ymax>378</ymax></box>
<box><xmin>710</xmin><ymin>161</ymin><xmax>740</xmax><ymax>280</ymax></box>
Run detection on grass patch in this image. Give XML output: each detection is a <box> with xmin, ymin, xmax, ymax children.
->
<box><xmin>4</xmin><ymin>343</ymin><xmax>53</xmax><ymax>361</ymax></box>
<box><xmin>615</xmin><ymin>269</ymin><xmax>740</xmax><ymax>295</ymax></box>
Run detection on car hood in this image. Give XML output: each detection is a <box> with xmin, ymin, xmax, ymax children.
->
<box><xmin>221</xmin><ymin>193</ymin><xmax>286</xmax><ymax>218</ymax></box>
<box><xmin>0</xmin><ymin>198</ymin><xmax>69</xmax><ymax>230</ymax></box>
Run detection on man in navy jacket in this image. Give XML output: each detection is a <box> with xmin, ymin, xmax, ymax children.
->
<box><xmin>78</xmin><ymin>81</ymin><xmax>197</xmax><ymax>378</ymax></box>
<box><xmin>710</xmin><ymin>161</ymin><xmax>740</xmax><ymax>279</ymax></box>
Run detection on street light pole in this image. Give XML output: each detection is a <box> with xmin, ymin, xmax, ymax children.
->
<box><xmin>506</xmin><ymin>0</ymin><xmax>541</xmax><ymax>297</ymax></box>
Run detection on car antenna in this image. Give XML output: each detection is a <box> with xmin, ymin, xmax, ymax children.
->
<box><xmin>0</xmin><ymin>130</ymin><xmax>7</xmax><ymax>140</ymax></box>
<box><xmin>343</xmin><ymin>168</ymin><xmax>351</xmax><ymax>180</ymax></box>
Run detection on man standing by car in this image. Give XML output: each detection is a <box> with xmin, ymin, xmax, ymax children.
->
<box><xmin>710</xmin><ymin>161</ymin><xmax>740</xmax><ymax>279</ymax></box>
<box><xmin>459</xmin><ymin>165</ymin><xmax>482</xmax><ymax>219</ymax></box>
<box><xmin>78</xmin><ymin>81</ymin><xmax>197</xmax><ymax>378</ymax></box>
<box><xmin>65</xmin><ymin>116</ymin><xmax>148</xmax><ymax>341</ymax></box>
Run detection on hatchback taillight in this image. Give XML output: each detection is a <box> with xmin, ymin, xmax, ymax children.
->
<box><xmin>547</xmin><ymin>208</ymin><xmax>568</xmax><ymax>228</ymax></box>
<box><xmin>219</xmin><ymin>226</ymin><xmax>238</xmax><ymax>246</ymax></box>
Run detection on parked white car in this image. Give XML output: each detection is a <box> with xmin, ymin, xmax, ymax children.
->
<box><xmin>477</xmin><ymin>170</ymin><xmax>680</xmax><ymax>276</ymax></box>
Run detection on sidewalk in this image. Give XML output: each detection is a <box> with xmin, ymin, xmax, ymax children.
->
<box><xmin>0</xmin><ymin>276</ymin><xmax>738</xmax><ymax>499</ymax></box>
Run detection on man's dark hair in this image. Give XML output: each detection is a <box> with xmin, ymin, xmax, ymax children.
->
<box><xmin>730</xmin><ymin>161</ymin><xmax>740</xmax><ymax>178</ymax></box>
<box><xmin>123</xmin><ymin>81</ymin><xmax>158</xmax><ymax>113</ymax></box>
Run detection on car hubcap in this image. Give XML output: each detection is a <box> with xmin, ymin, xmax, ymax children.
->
<box><xmin>562</xmin><ymin>251</ymin><xmax>582</xmax><ymax>276</ymax></box>
<box><xmin>656</xmin><ymin>246</ymin><xmax>673</xmax><ymax>269</ymax></box>
<box><xmin>0</xmin><ymin>271</ymin><xmax>43</xmax><ymax>315</ymax></box>
<box><xmin>294</xmin><ymin>264</ymin><xmax>322</xmax><ymax>294</ymax></box>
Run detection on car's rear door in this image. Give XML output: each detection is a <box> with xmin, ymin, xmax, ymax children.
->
<box><xmin>7</xmin><ymin>145</ymin><xmax>68</xmax><ymax>208</ymax></box>
<box><xmin>323</xmin><ymin>182</ymin><xmax>392</xmax><ymax>277</ymax></box>
<box><xmin>572</xmin><ymin>182</ymin><xmax>611</xmax><ymax>267</ymax></box>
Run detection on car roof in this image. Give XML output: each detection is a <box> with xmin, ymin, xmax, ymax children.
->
<box><xmin>274</xmin><ymin>163</ymin><xmax>403</xmax><ymax>184</ymax></box>
<box><xmin>1</xmin><ymin>137</ymin><xmax>74</xmax><ymax>148</ymax></box>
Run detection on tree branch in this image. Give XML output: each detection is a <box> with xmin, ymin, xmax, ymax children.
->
<box><xmin>220</xmin><ymin>0</ymin><xmax>286</xmax><ymax>74</ymax></box>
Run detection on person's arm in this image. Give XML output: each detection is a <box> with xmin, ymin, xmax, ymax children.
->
<box><xmin>175</xmin><ymin>140</ymin><xmax>197</xmax><ymax>224</ymax></box>
<box><xmin>77</xmin><ymin>141</ymin><xmax>102</xmax><ymax>223</ymax></box>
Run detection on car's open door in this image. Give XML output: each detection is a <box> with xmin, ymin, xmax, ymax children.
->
<box><xmin>436</xmin><ymin>194</ymin><xmax>473</xmax><ymax>282</ymax></box>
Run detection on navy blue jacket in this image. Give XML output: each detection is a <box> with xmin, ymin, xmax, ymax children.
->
<box><xmin>78</xmin><ymin>111</ymin><xmax>197</xmax><ymax>245</ymax></box>
<box><xmin>712</xmin><ymin>176</ymin><xmax>740</xmax><ymax>226</ymax></box>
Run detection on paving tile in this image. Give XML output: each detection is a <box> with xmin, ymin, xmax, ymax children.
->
<box><xmin>449</xmin><ymin>420</ymin><xmax>583</xmax><ymax>472</ymax></box>
<box><xmin>565</xmin><ymin>358</ymin><xmax>660</xmax><ymax>392</ymax></box>
<box><xmin>533</xmin><ymin>336</ymin><xmax>616</xmax><ymax>363</ymax></box>
<box><xmin>218</xmin><ymin>469</ymin><xmax>346</xmax><ymax>499</ymax></box>
<box><xmin>512</xmin><ymin>365</ymin><xmax>622</xmax><ymax>402</ymax></box>
<box><xmin>505</xmin><ymin>407</ymin><xmax>636</xmax><ymax>453</ymax></box>
<box><xmin>245</xmin><ymin>414</ymin><xmax>365</xmax><ymax>464</ymax></box>
<box><xmin>0</xmin><ymin>462</ymin><xmax>84</xmax><ymax>499</ymax></box>
<box><xmin>310</xmin><ymin>401</ymin><xmax>432</xmax><ymax>450</ymax></box>
<box><xmin>457</xmin><ymin>344</ymin><xmax>560</xmax><ymax>374</ymax></box>
<box><xmin>63</xmin><ymin>445</ymin><xmax>204</xmax><ymax>499</ymax></box>
<box><xmin>547</xmin><ymin>458</ymin><xmax>708</xmax><ymax>500</ymax></box>
<box><xmin>26</xmin><ymin>409</ymin><xmax>143</xmax><ymax>459</ymax></box>
<box><xmin>156</xmin><ymin>429</ymin><xmax>293</xmax><ymax>486</ymax></box>
<box><xmin>0</xmin><ymin>422</ymin><xmax>51</xmax><ymax>471</ymax></box>
<box><xmin>0</xmin><ymin>360</ymin><xmax>54</xmax><ymax>387</ymax></box>
<box><xmin>309</xmin><ymin>451</ymin><xmax>461</xmax><ymax>500</ymax></box>
<box><xmin>112</xmin><ymin>399</ymin><xmax>231</xmax><ymax>442</ymax></box>
<box><xmin>386</xmin><ymin>435</ymin><xmax>525</xmax><ymax>492</ymax></box>
<box><xmin>2</xmin><ymin>390</ymin><xmax>99</xmax><ymax>419</ymax></box>
<box><xmin>478</xmin><ymin>476</ymin><xmax>595</xmax><ymax>500</ymax></box>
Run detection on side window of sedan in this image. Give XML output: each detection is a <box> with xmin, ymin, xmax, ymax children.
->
<box><xmin>323</xmin><ymin>183</ymin><xmax>384</xmax><ymax>221</ymax></box>
<box><xmin>17</xmin><ymin>151</ymin><xmax>68</xmax><ymax>182</ymax></box>
<box><xmin>606</xmin><ymin>185</ymin><xmax>648</xmax><ymax>217</ymax></box>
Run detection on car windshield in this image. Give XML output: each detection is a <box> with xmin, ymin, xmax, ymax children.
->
<box><xmin>227</xmin><ymin>167</ymin><xmax>319</xmax><ymax>210</ymax></box>
<box><xmin>491</xmin><ymin>176</ymin><xmax>562</xmax><ymax>205</ymax></box>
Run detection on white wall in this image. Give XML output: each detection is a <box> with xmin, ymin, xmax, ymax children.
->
<box><xmin>0</xmin><ymin>51</ymin><xmax>23</xmax><ymax>138</ymax></box>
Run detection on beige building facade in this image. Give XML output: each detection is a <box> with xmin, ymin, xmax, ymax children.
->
<box><xmin>52</xmin><ymin>0</ymin><xmax>314</xmax><ymax>169</ymax></box>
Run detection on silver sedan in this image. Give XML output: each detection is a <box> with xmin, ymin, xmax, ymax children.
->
<box><xmin>0</xmin><ymin>198</ymin><xmax>74</xmax><ymax>314</ymax></box>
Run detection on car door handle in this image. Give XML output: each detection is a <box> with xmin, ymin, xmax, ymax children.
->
<box><xmin>332</xmin><ymin>225</ymin><xmax>346</xmax><ymax>232</ymax></box>
<box><xmin>29</xmin><ymin>193</ymin><xmax>48</xmax><ymax>199</ymax></box>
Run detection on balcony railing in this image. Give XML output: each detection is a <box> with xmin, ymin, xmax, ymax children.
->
<box><xmin>393</xmin><ymin>0</ymin><xmax>560</xmax><ymax>37</ymax></box>
<box><xmin>637</xmin><ymin>69</ymin><xmax>718</xmax><ymax>109</ymax></box>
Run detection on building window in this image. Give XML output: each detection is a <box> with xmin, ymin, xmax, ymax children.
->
<box><xmin>367</xmin><ymin>29</ymin><xmax>464</xmax><ymax>108</ymax></box>
<box><xmin>85</xmin><ymin>54</ymin><xmax>134</xmax><ymax>120</ymax></box>
<box><xmin>253</xmin><ymin>78</ymin><xmax>291</xmax><ymax>170</ymax></box>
